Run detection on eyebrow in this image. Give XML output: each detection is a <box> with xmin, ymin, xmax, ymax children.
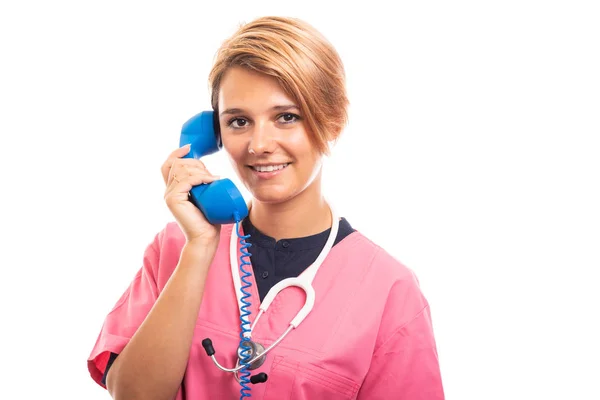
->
<box><xmin>219</xmin><ymin>105</ymin><xmax>299</xmax><ymax>117</ymax></box>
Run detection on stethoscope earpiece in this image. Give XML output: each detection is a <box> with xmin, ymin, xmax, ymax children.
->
<box><xmin>201</xmin><ymin>338</ymin><xmax>215</xmax><ymax>356</ymax></box>
<box><xmin>250</xmin><ymin>372</ymin><xmax>268</xmax><ymax>384</ymax></box>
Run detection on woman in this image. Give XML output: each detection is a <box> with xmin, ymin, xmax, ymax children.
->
<box><xmin>87</xmin><ymin>16</ymin><xmax>445</xmax><ymax>400</ymax></box>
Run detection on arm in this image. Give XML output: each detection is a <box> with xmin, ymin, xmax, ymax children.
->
<box><xmin>106</xmin><ymin>239</ymin><xmax>217</xmax><ymax>400</ymax></box>
<box><xmin>357</xmin><ymin>305</ymin><xmax>445</xmax><ymax>399</ymax></box>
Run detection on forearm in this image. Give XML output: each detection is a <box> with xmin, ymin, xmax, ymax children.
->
<box><xmin>106</xmin><ymin>241</ymin><xmax>217</xmax><ymax>400</ymax></box>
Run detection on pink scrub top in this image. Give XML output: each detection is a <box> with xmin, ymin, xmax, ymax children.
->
<box><xmin>88</xmin><ymin>222</ymin><xmax>445</xmax><ymax>399</ymax></box>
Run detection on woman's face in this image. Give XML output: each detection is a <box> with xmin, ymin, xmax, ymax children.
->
<box><xmin>218</xmin><ymin>67</ymin><xmax>323</xmax><ymax>205</ymax></box>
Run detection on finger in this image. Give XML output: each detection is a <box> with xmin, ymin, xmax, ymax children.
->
<box><xmin>168</xmin><ymin>163</ymin><xmax>188</xmax><ymax>185</ymax></box>
<box><xmin>165</xmin><ymin>173</ymin><xmax>221</xmax><ymax>199</ymax></box>
<box><xmin>180</xmin><ymin>172</ymin><xmax>221</xmax><ymax>187</ymax></box>
<box><xmin>173</xmin><ymin>143</ymin><xmax>192</xmax><ymax>158</ymax></box>
<box><xmin>170</xmin><ymin>158</ymin><xmax>207</xmax><ymax>173</ymax></box>
<box><xmin>168</xmin><ymin>163</ymin><xmax>213</xmax><ymax>186</ymax></box>
<box><xmin>162</xmin><ymin>153</ymin><xmax>207</xmax><ymax>185</ymax></box>
<box><xmin>161</xmin><ymin>144</ymin><xmax>192</xmax><ymax>184</ymax></box>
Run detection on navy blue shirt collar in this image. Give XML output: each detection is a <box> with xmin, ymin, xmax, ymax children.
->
<box><xmin>242</xmin><ymin>217</ymin><xmax>354</xmax><ymax>251</ymax></box>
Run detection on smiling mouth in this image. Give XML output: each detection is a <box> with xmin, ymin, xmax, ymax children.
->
<box><xmin>249</xmin><ymin>163</ymin><xmax>290</xmax><ymax>172</ymax></box>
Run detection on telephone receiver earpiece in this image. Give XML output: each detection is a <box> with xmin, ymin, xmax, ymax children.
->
<box><xmin>179</xmin><ymin>111</ymin><xmax>249</xmax><ymax>225</ymax></box>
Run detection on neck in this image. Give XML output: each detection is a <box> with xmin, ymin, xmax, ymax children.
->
<box><xmin>248</xmin><ymin>175</ymin><xmax>332</xmax><ymax>241</ymax></box>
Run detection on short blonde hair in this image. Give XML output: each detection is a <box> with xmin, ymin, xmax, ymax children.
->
<box><xmin>209</xmin><ymin>16</ymin><xmax>349</xmax><ymax>154</ymax></box>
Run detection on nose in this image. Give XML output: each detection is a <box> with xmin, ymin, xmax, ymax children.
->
<box><xmin>248</xmin><ymin>120</ymin><xmax>275</xmax><ymax>155</ymax></box>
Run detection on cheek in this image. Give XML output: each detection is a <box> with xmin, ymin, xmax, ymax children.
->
<box><xmin>222</xmin><ymin>138</ymin><xmax>246</xmax><ymax>163</ymax></box>
<box><xmin>286</xmin><ymin>131</ymin><xmax>313</xmax><ymax>149</ymax></box>
<box><xmin>294</xmin><ymin>152</ymin><xmax>323</xmax><ymax>185</ymax></box>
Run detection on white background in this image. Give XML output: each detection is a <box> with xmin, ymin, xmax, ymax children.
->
<box><xmin>1</xmin><ymin>0</ymin><xmax>599</xmax><ymax>399</ymax></box>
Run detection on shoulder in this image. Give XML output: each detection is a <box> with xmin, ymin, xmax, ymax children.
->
<box><xmin>338</xmin><ymin>230</ymin><xmax>420</xmax><ymax>287</ymax></box>
<box><xmin>153</xmin><ymin>221</ymin><xmax>236</xmax><ymax>254</ymax></box>
<box><xmin>337</xmin><ymin>230</ymin><xmax>429</xmax><ymax>339</ymax></box>
<box><xmin>154</xmin><ymin>221</ymin><xmax>186</xmax><ymax>252</ymax></box>
<box><xmin>142</xmin><ymin>221</ymin><xmax>235</xmax><ymax>290</ymax></box>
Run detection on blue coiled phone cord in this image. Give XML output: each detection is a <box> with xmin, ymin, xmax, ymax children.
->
<box><xmin>235</xmin><ymin>217</ymin><xmax>253</xmax><ymax>399</ymax></box>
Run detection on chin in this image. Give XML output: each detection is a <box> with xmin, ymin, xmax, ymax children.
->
<box><xmin>248</xmin><ymin>186</ymin><xmax>298</xmax><ymax>204</ymax></box>
<box><xmin>251</xmin><ymin>192</ymin><xmax>294</xmax><ymax>205</ymax></box>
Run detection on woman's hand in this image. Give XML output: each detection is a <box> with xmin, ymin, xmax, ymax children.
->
<box><xmin>161</xmin><ymin>144</ymin><xmax>221</xmax><ymax>244</ymax></box>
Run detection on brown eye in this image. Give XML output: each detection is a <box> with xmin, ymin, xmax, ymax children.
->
<box><xmin>277</xmin><ymin>113</ymin><xmax>300</xmax><ymax>124</ymax></box>
<box><xmin>229</xmin><ymin>118</ymin><xmax>249</xmax><ymax>129</ymax></box>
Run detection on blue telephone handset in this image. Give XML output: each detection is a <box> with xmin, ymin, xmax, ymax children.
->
<box><xmin>179</xmin><ymin>111</ymin><xmax>249</xmax><ymax>225</ymax></box>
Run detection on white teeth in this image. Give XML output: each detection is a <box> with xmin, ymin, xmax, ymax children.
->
<box><xmin>253</xmin><ymin>163</ymin><xmax>289</xmax><ymax>172</ymax></box>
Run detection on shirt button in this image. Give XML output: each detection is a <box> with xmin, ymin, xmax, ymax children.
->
<box><xmin>261</xmin><ymin>271</ymin><xmax>269</xmax><ymax>279</ymax></box>
<box><xmin>282</xmin><ymin>241</ymin><xmax>289</xmax><ymax>248</ymax></box>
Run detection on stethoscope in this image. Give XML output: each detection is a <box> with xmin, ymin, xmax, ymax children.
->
<box><xmin>201</xmin><ymin>206</ymin><xmax>340</xmax><ymax>385</ymax></box>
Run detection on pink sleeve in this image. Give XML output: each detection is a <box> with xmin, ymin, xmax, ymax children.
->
<box><xmin>357</xmin><ymin>304</ymin><xmax>445</xmax><ymax>399</ymax></box>
<box><xmin>86</xmin><ymin>234</ymin><xmax>161</xmax><ymax>388</ymax></box>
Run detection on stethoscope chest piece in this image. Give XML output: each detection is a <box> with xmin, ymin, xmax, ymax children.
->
<box><xmin>237</xmin><ymin>340</ymin><xmax>267</xmax><ymax>371</ymax></box>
